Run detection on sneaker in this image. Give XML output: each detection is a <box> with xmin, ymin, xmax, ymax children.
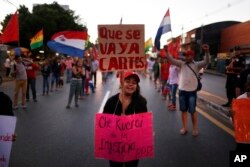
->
<box><xmin>180</xmin><ymin>128</ymin><xmax>188</xmax><ymax>135</ymax></box>
<box><xmin>22</xmin><ymin>105</ymin><xmax>27</xmax><ymax>109</ymax></box>
<box><xmin>66</xmin><ymin>105</ymin><xmax>70</xmax><ymax>109</ymax></box>
<box><xmin>168</xmin><ymin>104</ymin><xmax>176</xmax><ymax>111</ymax></box>
<box><xmin>75</xmin><ymin>104</ymin><xmax>79</xmax><ymax>108</ymax></box>
<box><xmin>33</xmin><ymin>99</ymin><xmax>38</xmax><ymax>102</ymax></box>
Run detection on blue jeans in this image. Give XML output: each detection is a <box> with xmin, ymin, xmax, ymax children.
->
<box><xmin>67</xmin><ymin>79</ymin><xmax>82</xmax><ymax>106</ymax></box>
<box><xmin>66</xmin><ymin>69</ymin><xmax>72</xmax><ymax>83</ymax></box>
<box><xmin>80</xmin><ymin>77</ymin><xmax>85</xmax><ymax>96</ymax></box>
<box><xmin>26</xmin><ymin>78</ymin><xmax>36</xmax><ymax>100</ymax></box>
<box><xmin>170</xmin><ymin>84</ymin><xmax>178</xmax><ymax>105</ymax></box>
<box><xmin>179</xmin><ymin>90</ymin><xmax>197</xmax><ymax>114</ymax></box>
<box><xmin>42</xmin><ymin>75</ymin><xmax>50</xmax><ymax>94</ymax></box>
<box><xmin>51</xmin><ymin>73</ymin><xmax>60</xmax><ymax>89</ymax></box>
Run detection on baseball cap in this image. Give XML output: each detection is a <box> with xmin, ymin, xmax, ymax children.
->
<box><xmin>123</xmin><ymin>71</ymin><xmax>140</xmax><ymax>83</ymax></box>
<box><xmin>183</xmin><ymin>50</ymin><xmax>195</xmax><ymax>57</ymax></box>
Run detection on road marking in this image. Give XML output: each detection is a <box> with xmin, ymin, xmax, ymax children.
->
<box><xmin>197</xmin><ymin>107</ymin><xmax>234</xmax><ymax>137</ymax></box>
<box><xmin>98</xmin><ymin>91</ymin><xmax>110</xmax><ymax>113</ymax></box>
<box><xmin>199</xmin><ymin>90</ymin><xmax>227</xmax><ymax>102</ymax></box>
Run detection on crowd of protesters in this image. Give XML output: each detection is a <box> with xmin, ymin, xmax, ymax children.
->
<box><xmin>0</xmin><ymin>47</ymin><xmax>104</xmax><ymax>111</ymax></box>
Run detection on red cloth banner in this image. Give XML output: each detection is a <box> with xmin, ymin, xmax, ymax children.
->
<box><xmin>95</xmin><ymin>112</ymin><xmax>154</xmax><ymax>162</ymax></box>
<box><xmin>232</xmin><ymin>99</ymin><xmax>250</xmax><ymax>143</ymax></box>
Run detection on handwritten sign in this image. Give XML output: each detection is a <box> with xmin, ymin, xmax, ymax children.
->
<box><xmin>95</xmin><ymin>112</ymin><xmax>154</xmax><ymax>162</ymax></box>
<box><xmin>98</xmin><ymin>24</ymin><xmax>145</xmax><ymax>72</ymax></box>
<box><xmin>0</xmin><ymin>116</ymin><xmax>17</xmax><ymax>167</ymax></box>
<box><xmin>232</xmin><ymin>99</ymin><xmax>250</xmax><ymax>143</ymax></box>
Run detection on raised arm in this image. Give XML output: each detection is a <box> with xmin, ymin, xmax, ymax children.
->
<box><xmin>163</xmin><ymin>45</ymin><xmax>182</xmax><ymax>67</ymax></box>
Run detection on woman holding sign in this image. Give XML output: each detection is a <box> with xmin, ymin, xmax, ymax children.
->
<box><xmin>103</xmin><ymin>71</ymin><xmax>148</xmax><ymax>167</ymax></box>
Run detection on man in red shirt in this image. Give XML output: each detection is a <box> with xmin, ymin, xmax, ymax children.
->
<box><xmin>25</xmin><ymin>58</ymin><xmax>39</xmax><ymax>102</ymax></box>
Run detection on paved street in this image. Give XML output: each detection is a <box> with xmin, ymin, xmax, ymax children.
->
<box><xmin>1</xmin><ymin>71</ymin><xmax>235</xmax><ymax>167</ymax></box>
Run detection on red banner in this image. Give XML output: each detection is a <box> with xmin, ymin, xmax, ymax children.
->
<box><xmin>95</xmin><ymin>112</ymin><xmax>154</xmax><ymax>162</ymax></box>
<box><xmin>232</xmin><ymin>99</ymin><xmax>250</xmax><ymax>143</ymax></box>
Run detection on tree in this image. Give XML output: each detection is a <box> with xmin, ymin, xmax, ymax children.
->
<box><xmin>0</xmin><ymin>2</ymin><xmax>87</xmax><ymax>54</ymax></box>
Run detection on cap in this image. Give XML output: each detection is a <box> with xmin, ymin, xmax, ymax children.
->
<box><xmin>123</xmin><ymin>71</ymin><xmax>140</xmax><ymax>83</ymax></box>
<box><xmin>183</xmin><ymin>50</ymin><xmax>195</xmax><ymax>57</ymax></box>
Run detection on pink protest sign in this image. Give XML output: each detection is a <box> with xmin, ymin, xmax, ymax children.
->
<box><xmin>95</xmin><ymin>112</ymin><xmax>154</xmax><ymax>162</ymax></box>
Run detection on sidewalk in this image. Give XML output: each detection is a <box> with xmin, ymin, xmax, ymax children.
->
<box><xmin>197</xmin><ymin>69</ymin><xmax>231</xmax><ymax>121</ymax></box>
<box><xmin>197</xmin><ymin>90</ymin><xmax>230</xmax><ymax>119</ymax></box>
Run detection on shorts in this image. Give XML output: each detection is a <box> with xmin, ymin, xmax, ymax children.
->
<box><xmin>179</xmin><ymin>90</ymin><xmax>197</xmax><ymax>114</ymax></box>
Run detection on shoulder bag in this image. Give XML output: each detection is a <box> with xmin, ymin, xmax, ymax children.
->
<box><xmin>186</xmin><ymin>64</ymin><xmax>202</xmax><ymax>91</ymax></box>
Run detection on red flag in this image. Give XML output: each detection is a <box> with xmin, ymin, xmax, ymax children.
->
<box><xmin>0</xmin><ymin>11</ymin><xmax>19</xmax><ymax>44</ymax></box>
<box><xmin>168</xmin><ymin>38</ymin><xmax>180</xmax><ymax>59</ymax></box>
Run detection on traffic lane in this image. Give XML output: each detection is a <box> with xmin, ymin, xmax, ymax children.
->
<box><xmin>9</xmin><ymin>72</ymin><xmax>235</xmax><ymax>167</ymax></box>
<box><xmin>9</xmin><ymin>79</ymin><xmax>111</xmax><ymax>167</ymax></box>
<box><xmin>139</xmin><ymin>76</ymin><xmax>235</xmax><ymax>167</ymax></box>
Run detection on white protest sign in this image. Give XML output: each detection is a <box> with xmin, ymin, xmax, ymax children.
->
<box><xmin>0</xmin><ymin>116</ymin><xmax>17</xmax><ymax>167</ymax></box>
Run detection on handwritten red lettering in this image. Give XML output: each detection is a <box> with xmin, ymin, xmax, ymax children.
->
<box><xmin>99</xmin><ymin>43</ymin><xmax>139</xmax><ymax>55</ymax></box>
<box><xmin>98</xmin><ymin>116</ymin><xmax>112</xmax><ymax>128</ymax></box>
<box><xmin>98</xmin><ymin>56</ymin><xmax>145</xmax><ymax>71</ymax></box>
<box><xmin>99</xmin><ymin>138</ymin><xmax>135</xmax><ymax>155</ymax></box>
<box><xmin>99</xmin><ymin>27</ymin><xmax>122</xmax><ymax>39</ymax></box>
<box><xmin>0</xmin><ymin>133</ymin><xmax>14</xmax><ymax>142</ymax></box>
<box><xmin>116</xmin><ymin>119</ymin><xmax>143</xmax><ymax>131</ymax></box>
<box><xmin>136</xmin><ymin>146</ymin><xmax>153</xmax><ymax>158</ymax></box>
<box><xmin>0</xmin><ymin>154</ymin><xmax>6</xmax><ymax>162</ymax></box>
<box><xmin>125</xmin><ymin>30</ymin><xmax>141</xmax><ymax>39</ymax></box>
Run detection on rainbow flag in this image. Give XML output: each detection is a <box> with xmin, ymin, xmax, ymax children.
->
<box><xmin>30</xmin><ymin>29</ymin><xmax>43</xmax><ymax>50</ymax></box>
<box><xmin>145</xmin><ymin>38</ymin><xmax>153</xmax><ymax>53</ymax></box>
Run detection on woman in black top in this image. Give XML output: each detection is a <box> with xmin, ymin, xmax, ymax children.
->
<box><xmin>103</xmin><ymin>71</ymin><xmax>148</xmax><ymax>167</ymax></box>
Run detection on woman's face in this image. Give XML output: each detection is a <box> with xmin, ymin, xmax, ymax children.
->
<box><xmin>123</xmin><ymin>77</ymin><xmax>138</xmax><ymax>96</ymax></box>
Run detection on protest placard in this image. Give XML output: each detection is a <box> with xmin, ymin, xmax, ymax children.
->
<box><xmin>98</xmin><ymin>24</ymin><xmax>145</xmax><ymax>72</ymax></box>
<box><xmin>0</xmin><ymin>116</ymin><xmax>17</xmax><ymax>167</ymax></box>
<box><xmin>95</xmin><ymin>112</ymin><xmax>154</xmax><ymax>162</ymax></box>
<box><xmin>232</xmin><ymin>99</ymin><xmax>250</xmax><ymax>143</ymax></box>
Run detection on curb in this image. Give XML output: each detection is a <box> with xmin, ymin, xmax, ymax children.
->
<box><xmin>197</xmin><ymin>96</ymin><xmax>231</xmax><ymax>120</ymax></box>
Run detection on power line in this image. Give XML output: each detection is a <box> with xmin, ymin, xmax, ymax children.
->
<box><xmin>181</xmin><ymin>0</ymin><xmax>246</xmax><ymax>32</ymax></box>
<box><xmin>3</xmin><ymin>0</ymin><xmax>18</xmax><ymax>9</ymax></box>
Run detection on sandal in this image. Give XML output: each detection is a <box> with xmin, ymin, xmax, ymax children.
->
<box><xmin>192</xmin><ymin>130</ymin><xmax>199</xmax><ymax>137</ymax></box>
<box><xmin>180</xmin><ymin>128</ymin><xmax>188</xmax><ymax>135</ymax></box>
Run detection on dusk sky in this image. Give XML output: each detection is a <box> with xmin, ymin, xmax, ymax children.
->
<box><xmin>1</xmin><ymin>0</ymin><xmax>249</xmax><ymax>46</ymax></box>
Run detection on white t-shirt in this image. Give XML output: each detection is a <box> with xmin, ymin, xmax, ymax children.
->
<box><xmin>147</xmin><ymin>59</ymin><xmax>154</xmax><ymax>70</ymax></box>
<box><xmin>237</xmin><ymin>92</ymin><xmax>250</xmax><ymax>99</ymax></box>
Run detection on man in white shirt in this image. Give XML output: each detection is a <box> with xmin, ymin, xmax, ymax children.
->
<box><xmin>165</xmin><ymin>44</ymin><xmax>210</xmax><ymax>137</ymax></box>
